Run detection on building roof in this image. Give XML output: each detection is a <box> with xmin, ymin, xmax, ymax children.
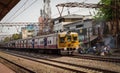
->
<box><xmin>62</xmin><ymin>14</ymin><xmax>84</xmax><ymax>18</ymax></box>
<box><xmin>0</xmin><ymin>0</ymin><xmax>20</xmax><ymax>21</ymax></box>
<box><xmin>64</xmin><ymin>19</ymin><xmax>93</xmax><ymax>27</ymax></box>
<box><xmin>56</xmin><ymin>2</ymin><xmax>98</xmax><ymax>8</ymax></box>
<box><xmin>53</xmin><ymin>14</ymin><xmax>84</xmax><ymax>21</ymax></box>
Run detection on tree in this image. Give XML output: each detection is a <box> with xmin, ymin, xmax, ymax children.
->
<box><xmin>11</xmin><ymin>33</ymin><xmax>21</xmax><ymax>40</ymax></box>
<box><xmin>95</xmin><ymin>0</ymin><xmax>120</xmax><ymax>29</ymax></box>
<box><xmin>95</xmin><ymin>0</ymin><xmax>120</xmax><ymax>48</ymax></box>
<box><xmin>95</xmin><ymin>0</ymin><xmax>120</xmax><ymax>35</ymax></box>
<box><xmin>3</xmin><ymin>37</ymin><xmax>10</xmax><ymax>42</ymax></box>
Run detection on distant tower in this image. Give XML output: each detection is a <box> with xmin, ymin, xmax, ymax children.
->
<box><xmin>43</xmin><ymin>0</ymin><xmax>51</xmax><ymax>19</ymax></box>
<box><xmin>43</xmin><ymin>0</ymin><xmax>52</xmax><ymax>33</ymax></box>
<box><xmin>38</xmin><ymin>0</ymin><xmax>52</xmax><ymax>35</ymax></box>
<box><xmin>38</xmin><ymin>9</ymin><xmax>44</xmax><ymax>34</ymax></box>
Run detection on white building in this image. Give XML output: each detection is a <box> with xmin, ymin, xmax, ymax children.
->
<box><xmin>21</xmin><ymin>23</ymin><xmax>39</xmax><ymax>39</ymax></box>
<box><xmin>53</xmin><ymin>14</ymin><xmax>84</xmax><ymax>32</ymax></box>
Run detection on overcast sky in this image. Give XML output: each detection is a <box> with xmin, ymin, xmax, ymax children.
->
<box><xmin>1</xmin><ymin>0</ymin><xmax>100</xmax><ymax>22</ymax></box>
<box><xmin>0</xmin><ymin>0</ymin><xmax>100</xmax><ymax>40</ymax></box>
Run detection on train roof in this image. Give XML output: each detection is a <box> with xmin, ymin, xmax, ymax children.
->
<box><xmin>58</xmin><ymin>31</ymin><xmax>78</xmax><ymax>34</ymax></box>
<box><xmin>3</xmin><ymin>32</ymin><xmax>78</xmax><ymax>43</ymax></box>
<box><xmin>6</xmin><ymin>33</ymin><xmax>58</xmax><ymax>42</ymax></box>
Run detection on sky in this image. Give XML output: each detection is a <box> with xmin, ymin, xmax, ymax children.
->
<box><xmin>0</xmin><ymin>0</ymin><xmax>100</xmax><ymax>40</ymax></box>
<box><xmin>1</xmin><ymin>0</ymin><xmax>100</xmax><ymax>22</ymax></box>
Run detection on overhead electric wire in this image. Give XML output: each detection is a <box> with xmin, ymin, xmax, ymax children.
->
<box><xmin>52</xmin><ymin>0</ymin><xmax>91</xmax><ymax>18</ymax></box>
<box><xmin>1</xmin><ymin>0</ymin><xmax>96</xmax><ymax>25</ymax></box>
<box><xmin>1</xmin><ymin>0</ymin><xmax>38</xmax><ymax>33</ymax></box>
<box><xmin>9</xmin><ymin>0</ymin><xmax>38</xmax><ymax>22</ymax></box>
<box><xmin>0</xmin><ymin>0</ymin><xmax>97</xmax><ymax>34</ymax></box>
<box><xmin>5</xmin><ymin>0</ymin><xmax>29</xmax><ymax>22</ymax></box>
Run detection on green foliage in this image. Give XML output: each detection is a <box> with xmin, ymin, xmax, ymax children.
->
<box><xmin>94</xmin><ymin>0</ymin><xmax>112</xmax><ymax>21</ymax></box>
<box><xmin>3</xmin><ymin>37</ymin><xmax>10</xmax><ymax>42</ymax></box>
<box><xmin>3</xmin><ymin>33</ymin><xmax>21</xmax><ymax>42</ymax></box>
<box><xmin>95</xmin><ymin>0</ymin><xmax>120</xmax><ymax>21</ymax></box>
<box><xmin>11</xmin><ymin>33</ymin><xmax>21</xmax><ymax>40</ymax></box>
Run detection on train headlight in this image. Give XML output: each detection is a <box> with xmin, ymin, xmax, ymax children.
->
<box><xmin>76</xmin><ymin>46</ymin><xmax>79</xmax><ymax>50</ymax></box>
<box><xmin>64</xmin><ymin>47</ymin><xmax>67</xmax><ymax>50</ymax></box>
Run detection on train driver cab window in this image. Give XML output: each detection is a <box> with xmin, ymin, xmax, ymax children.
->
<box><xmin>67</xmin><ymin>35</ymin><xmax>71</xmax><ymax>42</ymax></box>
<box><xmin>73</xmin><ymin>36</ymin><xmax>77</xmax><ymax>41</ymax></box>
<box><xmin>59</xmin><ymin>37</ymin><xmax>65</xmax><ymax>43</ymax></box>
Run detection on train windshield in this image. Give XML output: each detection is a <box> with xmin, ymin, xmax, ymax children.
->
<box><xmin>73</xmin><ymin>36</ymin><xmax>77</xmax><ymax>41</ymax></box>
<box><xmin>67</xmin><ymin>35</ymin><xmax>71</xmax><ymax>42</ymax></box>
<box><xmin>59</xmin><ymin>37</ymin><xmax>65</xmax><ymax>43</ymax></box>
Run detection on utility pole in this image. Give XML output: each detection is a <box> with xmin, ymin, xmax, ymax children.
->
<box><xmin>102</xmin><ymin>0</ymin><xmax>120</xmax><ymax>48</ymax></box>
<box><xmin>88</xmin><ymin>27</ymin><xmax>91</xmax><ymax>48</ymax></box>
<box><xmin>43</xmin><ymin>0</ymin><xmax>51</xmax><ymax>33</ymax></box>
<box><xmin>114</xmin><ymin>0</ymin><xmax>119</xmax><ymax>48</ymax></box>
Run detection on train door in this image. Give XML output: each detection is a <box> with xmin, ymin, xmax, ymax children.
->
<box><xmin>50</xmin><ymin>34</ymin><xmax>58</xmax><ymax>49</ymax></box>
<box><xmin>15</xmin><ymin>41</ymin><xmax>17</xmax><ymax>48</ymax></box>
<box><xmin>34</xmin><ymin>38</ymin><xmax>39</xmax><ymax>48</ymax></box>
<box><xmin>28</xmin><ymin>39</ymin><xmax>32</xmax><ymax>48</ymax></box>
<box><xmin>18</xmin><ymin>41</ymin><xmax>20</xmax><ymax>48</ymax></box>
<box><xmin>11</xmin><ymin>41</ymin><xmax>15</xmax><ymax>48</ymax></box>
<box><xmin>53</xmin><ymin>35</ymin><xmax>57</xmax><ymax>49</ymax></box>
<box><xmin>47</xmin><ymin>36</ymin><xmax>52</xmax><ymax>49</ymax></box>
<box><xmin>71</xmin><ymin>33</ymin><xmax>79</xmax><ymax>49</ymax></box>
<box><xmin>20</xmin><ymin>40</ymin><xmax>21</xmax><ymax>48</ymax></box>
<box><xmin>31</xmin><ymin>39</ymin><xmax>35</xmax><ymax>48</ymax></box>
<box><xmin>39</xmin><ymin>38</ymin><xmax>44</xmax><ymax>48</ymax></box>
<box><xmin>66</xmin><ymin>34</ymin><xmax>72</xmax><ymax>44</ymax></box>
<box><xmin>37</xmin><ymin>38</ymin><xmax>40</xmax><ymax>48</ymax></box>
<box><xmin>23</xmin><ymin>40</ymin><xmax>26</xmax><ymax>48</ymax></box>
<box><xmin>26</xmin><ymin>39</ymin><xmax>28</xmax><ymax>48</ymax></box>
<box><xmin>37</xmin><ymin>38</ymin><xmax>39</xmax><ymax>48</ymax></box>
<box><xmin>58</xmin><ymin>34</ymin><xmax>66</xmax><ymax>48</ymax></box>
<box><xmin>43</xmin><ymin>37</ymin><xmax>47</xmax><ymax>48</ymax></box>
<box><xmin>17</xmin><ymin>41</ymin><xmax>19</xmax><ymax>48</ymax></box>
<box><xmin>21</xmin><ymin>40</ymin><xmax>24</xmax><ymax>48</ymax></box>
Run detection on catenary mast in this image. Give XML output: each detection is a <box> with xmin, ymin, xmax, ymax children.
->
<box><xmin>38</xmin><ymin>0</ymin><xmax>51</xmax><ymax>35</ymax></box>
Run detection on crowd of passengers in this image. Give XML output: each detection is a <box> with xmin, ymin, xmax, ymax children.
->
<box><xmin>78</xmin><ymin>42</ymin><xmax>111</xmax><ymax>56</ymax></box>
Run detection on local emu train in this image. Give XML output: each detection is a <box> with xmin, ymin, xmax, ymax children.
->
<box><xmin>2</xmin><ymin>31</ymin><xmax>79</xmax><ymax>54</ymax></box>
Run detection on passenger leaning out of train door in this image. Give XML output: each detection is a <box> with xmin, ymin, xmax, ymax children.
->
<box><xmin>44</xmin><ymin>37</ymin><xmax>47</xmax><ymax>48</ymax></box>
<box><xmin>32</xmin><ymin>39</ymin><xmax>35</xmax><ymax>48</ymax></box>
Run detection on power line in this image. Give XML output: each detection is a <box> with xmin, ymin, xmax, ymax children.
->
<box><xmin>6</xmin><ymin>0</ymin><xmax>38</xmax><ymax>22</ymax></box>
<box><xmin>0</xmin><ymin>22</ymin><xmax>39</xmax><ymax>26</ymax></box>
<box><xmin>52</xmin><ymin>0</ymin><xmax>96</xmax><ymax>17</ymax></box>
<box><xmin>5</xmin><ymin>0</ymin><xmax>29</xmax><ymax>22</ymax></box>
<box><xmin>10</xmin><ymin>0</ymin><xmax>38</xmax><ymax>22</ymax></box>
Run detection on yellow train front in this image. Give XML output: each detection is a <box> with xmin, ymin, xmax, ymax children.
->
<box><xmin>58</xmin><ymin>31</ymin><xmax>79</xmax><ymax>54</ymax></box>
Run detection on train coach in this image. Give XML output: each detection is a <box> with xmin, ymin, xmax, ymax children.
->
<box><xmin>3</xmin><ymin>31</ymin><xmax>79</xmax><ymax>55</ymax></box>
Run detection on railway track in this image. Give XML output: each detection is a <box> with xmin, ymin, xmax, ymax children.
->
<box><xmin>71</xmin><ymin>54</ymin><xmax>120</xmax><ymax>63</ymax></box>
<box><xmin>1</xmin><ymin>50</ymin><xmax>118</xmax><ymax>73</ymax></box>
<box><xmin>0</xmin><ymin>56</ymin><xmax>35</xmax><ymax>73</ymax></box>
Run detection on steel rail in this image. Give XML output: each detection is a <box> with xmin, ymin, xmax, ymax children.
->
<box><xmin>3</xmin><ymin>51</ymin><xmax>117</xmax><ymax>73</ymax></box>
<box><xmin>0</xmin><ymin>56</ymin><xmax>35</xmax><ymax>73</ymax></box>
<box><xmin>70</xmin><ymin>54</ymin><xmax>120</xmax><ymax>63</ymax></box>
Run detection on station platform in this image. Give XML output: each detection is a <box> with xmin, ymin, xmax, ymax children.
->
<box><xmin>0</xmin><ymin>63</ymin><xmax>15</xmax><ymax>73</ymax></box>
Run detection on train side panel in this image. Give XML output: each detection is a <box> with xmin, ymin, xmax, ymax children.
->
<box><xmin>46</xmin><ymin>34</ymin><xmax>57</xmax><ymax>49</ymax></box>
<box><xmin>39</xmin><ymin>37</ymin><xmax>44</xmax><ymax>48</ymax></box>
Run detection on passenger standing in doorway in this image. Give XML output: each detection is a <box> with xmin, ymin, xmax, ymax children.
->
<box><xmin>32</xmin><ymin>39</ymin><xmax>35</xmax><ymax>48</ymax></box>
<box><xmin>44</xmin><ymin>37</ymin><xmax>47</xmax><ymax>48</ymax></box>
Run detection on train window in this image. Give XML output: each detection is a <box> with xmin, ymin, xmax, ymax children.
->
<box><xmin>41</xmin><ymin>41</ymin><xmax>43</xmax><ymax>44</ymax></box>
<box><xmin>47</xmin><ymin>41</ymin><xmax>49</xmax><ymax>44</ymax></box>
<box><xmin>50</xmin><ymin>40</ymin><xmax>51</xmax><ymax>44</ymax></box>
<box><xmin>73</xmin><ymin>36</ymin><xmax>77</xmax><ymax>41</ymax></box>
<box><xmin>67</xmin><ymin>35</ymin><xmax>71</xmax><ymax>42</ymax></box>
<box><xmin>40</xmin><ymin>41</ymin><xmax>42</xmax><ymax>44</ymax></box>
<box><xmin>40</xmin><ymin>41</ymin><xmax>41</xmax><ymax>44</ymax></box>
<box><xmin>59</xmin><ymin>37</ymin><xmax>65</xmax><ymax>43</ymax></box>
<box><xmin>12</xmin><ymin>43</ymin><xmax>15</xmax><ymax>47</ymax></box>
